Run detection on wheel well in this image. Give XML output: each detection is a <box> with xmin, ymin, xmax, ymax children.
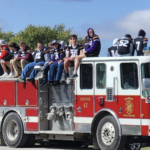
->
<box><xmin>91</xmin><ymin>111</ymin><xmax>111</xmax><ymax>135</ymax></box>
<box><xmin>0</xmin><ymin>110</ymin><xmax>20</xmax><ymax>132</ymax></box>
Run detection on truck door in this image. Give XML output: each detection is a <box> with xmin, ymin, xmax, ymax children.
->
<box><xmin>118</xmin><ymin>61</ymin><xmax>141</xmax><ymax>135</ymax></box>
<box><xmin>94</xmin><ymin>62</ymin><xmax>118</xmax><ymax>114</ymax></box>
<box><xmin>74</xmin><ymin>62</ymin><xmax>94</xmax><ymax>132</ymax></box>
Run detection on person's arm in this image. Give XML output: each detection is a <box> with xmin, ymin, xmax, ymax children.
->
<box><xmin>86</xmin><ymin>40</ymin><xmax>99</xmax><ymax>53</ymax></box>
<box><xmin>17</xmin><ymin>53</ymin><xmax>30</xmax><ymax>60</ymax></box>
<box><xmin>143</xmin><ymin>38</ymin><xmax>148</xmax><ymax>47</ymax></box>
<box><xmin>129</xmin><ymin>43</ymin><xmax>133</xmax><ymax>56</ymax></box>
<box><xmin>3</xmin><ymin>53</ymin><xmax>13</xmax><ymax>61</ymax></box>
<box><xmin>0</xmin><ymin>50</ymin><xmax>9</xmax><ymax>59</ymax></box>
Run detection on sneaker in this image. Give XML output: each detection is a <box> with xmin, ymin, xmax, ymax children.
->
<box><xmin>40</xmin><ymin>81</ymin><xmax>47</xmax><ymax>85</ymax></box>
<box><xmin>52</xmin><ymin>80</ymin><xmax>60</xmax><ymax>86</ymax></box>
<box><xmin>13</xmin><ymin>75</ymin><xmax>20</xmax><ymax>78</ymax></box>
<box><xmin>27</xmin><ymin>78</ymin><xmax>35</xmax><ymax>83</ymax></box>
<box><xmin>68</xmin><ymin>74</ymin><xmax>78</xmax><ymax>79</ymax></box>
<box><xmin>8</xmin><ymin>72</ymin><xmax>14</xmax><ymax>78</ymax></box>
<box><xmin>17</xmin><ymin>78</ymin><xmax>25</xmax><ymax>82</ymax></box>
<box><xmin>44</xmin><ymin>81</ymin><xmax>53</xmax><ymax>86</ymax></box>
<box><xmin>0</xmin><ymin>73</ymin><xmax>8</xmax><ymax>78</ymax></box>
<box><xmin>66</xmin><ymin>78</ymin><xmax>71</xmax><ymax>84</ymax></box>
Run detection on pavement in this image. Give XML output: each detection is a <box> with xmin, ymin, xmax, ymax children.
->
<box><xmin>0</xmin><ymin>145</ymin><xmax>93</xmax><ymax>150</ymax></box>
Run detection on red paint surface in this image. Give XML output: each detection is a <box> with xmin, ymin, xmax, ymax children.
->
<box><xmin>17</xmin><ymin>81</ymin><xmax>38</xmax><ymax>106</ymax></box>
<box><xmin>142</xmin><ymin>98</ymin><xmax>150</xmax><ymax>119</ymax></box>
<box><xmin>74</xmin><ymin>95</ymin><xmax>94</xmax><ymax>117</ymax></box>
<box><xmin>0</xmin><ymin>81</ymin><xmax>16</xmax><ymax>106</ymax></box>
<box><xmin>26</xmin><ymin>122</ymin><xmax>38</xmax><ymax>131</ymax></box>
<box><xmin>142</xmin><ymin>125</ymin><xmax>149</xmax><ymax>136</ymax></box>
<box><xmin>26</xmin><ymin>108</ymin><xmax>38</xmax><ymax>116</ymax></box>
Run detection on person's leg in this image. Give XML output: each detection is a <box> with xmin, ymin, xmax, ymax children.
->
<box><xmin>0</xmin><ymin>60</ymin><xmax>8</xmax><ymax>77</ymax></box>
<box><xmin>69</xmin><ymin>54</ymin><xmax>86</xmax><ymax>79</ymax></box>
<box><xmin>21</xmin><ymin>59</ymin><xmax>30</xmax><ymax>71</ymax></box>
<box><xmin>12</xmin><ymin>60</ymin><xmax>21</xmax><ymax>77</ymax></box>
<box><xmin>55</xmin><ymin>62</ymin><xmax>64</xmax><ymax>81</ymax></box>
<box><xmin>74</xmin><ymin>54</ymin><xmax>86</xmax><ymax>74</ymax></box>
<box><xmin>20</xmin><ymin>62</ymin><xmax>36</xmax><ymax>80</ymax></box>
<box><xmin>42</xmin><ymin>65</ymin><xmax>50</xmax><ymax>84</ymax></box>
<box><xmin>9</xmin><ymin>59</ymin><xmax>14</xmax><ymax>73</ymax></box>
<box><xmin>1</xmin><ymin>60</ymin><xmax>7</xmax><ymax>73</ymax></box>
<box><xmin>28</xmin><ymin>61</ymin><xmax>45</xmax><ymax>80</ymax></box>
<box><xmin>64</xmin><ymin>60</ymin><xmax>71</xmax><ymax>77</ymax></box>
<box><xmin>48</xmin><ymin>62</ymin><xmax>58</xmax><ymax>81</ymax></box>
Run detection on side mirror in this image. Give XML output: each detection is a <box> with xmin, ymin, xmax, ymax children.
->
<box><xmin>142</xmin><ymin>78</ymin><xmax>150</xmax><ymax>91</ymax></box>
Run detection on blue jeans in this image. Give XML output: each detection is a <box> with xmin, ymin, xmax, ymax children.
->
<box><xmin>21</xmin><ymin>61</ymin><xmax>45</xmax><ymax>79</ymax></box>
<box><xmin>48</xmin><ymin>62</ymin><xmax>64</xmax><ymax>81</ymax></box>
<box><xmin>42</xmin><ymin>64</ymin><xmax>50</xmax><ymax>82</ymax></box>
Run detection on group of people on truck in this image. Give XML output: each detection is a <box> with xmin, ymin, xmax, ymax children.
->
<box><xmin>0</xmin><ymin>28</ymin><xmax>101</xmax><ymax>85</ymax></box>
<box><xmin>108</xmin><ymin>29</ymin><xmax>148</xmax><ymax>57</ymax></box>
<box><xmin>0</xmin><ymin>28</ymin><xmax>148</xmax><ymax>85</ymax></box>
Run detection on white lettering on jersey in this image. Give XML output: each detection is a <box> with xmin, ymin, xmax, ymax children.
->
<box><xmin>136</xmin><ymin>41</ymin><xmax>140</xmax><ymax>51</ymax></box>
<box><xmin>21</xmin><ymin>54</ymin><xmax>26</xmax><ymax>58</ymax></box>
<box><xmin>35</xmin><ymin>52</ymin><xmax>41</xmax><ymax>59</ymax></box>
<box><xmin>111</xmin><ymin>50</ymin><xmax>115</xmax><ymax>56</ymax></box>
<box><xmin>54</xmin><ymin>52</ymin><xmax>59</xmax><ymax>60</ymax></box>
<box><xmin>119</xmin><ymin>40</ymin><xmax>129</xmax><ymax>47</ymax></box>
<box><xmin>70</xmin><ymin>49</ymin><xmax>78</xmax><ymax>58</ymax></box>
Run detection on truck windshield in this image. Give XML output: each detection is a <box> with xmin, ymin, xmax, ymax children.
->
<box><xmin>141</xmin><ymin>63</ymin><xmax>150</xmax><ymax>97</ymax></box>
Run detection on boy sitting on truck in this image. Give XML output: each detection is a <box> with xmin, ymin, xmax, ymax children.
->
<box><xmin>64</xmin><ymin>34</ymin><xmax>83</xmax><ymax>80</ymax></box>
<box><xmin>18</xmin><ymin>41</ymin><xmax>50</xmax><ymax>82</ymax></box>
<box><xmin>69</xmin><ymin>28</ymin><xmax>101</xmax><ymax>79</ymax></box>
<box><xmin>12</xmin><ymin>41</ymin><xmax>33</xmax><ymax>78</ymax></box>
<box><xmin>132</xmin><ymin>29</ymin><xmax>148</xmax><ymax>56</ymax></box>
<box><xmin>0</xmin><ymin>39</ymin><xmax>10</xmax><ymax>78</ymax></box>
<box><xmin>44</xmin><ymin>40</ymin><xmax>64</xmax><ymax>86</ymax></box>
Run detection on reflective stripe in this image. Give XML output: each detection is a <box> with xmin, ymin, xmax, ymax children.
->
<box><xmin>23</xmin><ymin>117</ymin><xmax>39</xmax><ymax>123</ymax></box>
<box><xmin>74</xmin><ymin>117</ymin><xmax>93</xmax><ymax>124</ymax></box>
<box><xmin>119</xmin><ymin>118</ymin><xmax>140</xmax><ymax>125</ymax></box>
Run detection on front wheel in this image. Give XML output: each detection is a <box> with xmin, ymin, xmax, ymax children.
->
<box><xmin>2</xmin><ymin>112</ymin><xmax>28</xmax><ymax>148</ymax></box>
<box><xmin>96</xmin><ymin>115</ymin><xmax>126</xmax><ymax>150</ymax></box>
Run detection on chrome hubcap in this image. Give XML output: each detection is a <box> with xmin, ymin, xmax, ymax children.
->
<box><xmin>6</xmin><ymin>121</ymin><xmax>18</xmax><ymax>141</ymax></box>
<box><xmin>129</xmin><ymin>143</ymin><xmax>141</xmax><ymax>150</ymax></box>
<box><xmin>101</xmin><ymin>122</ymin><xmax>115</xmax><ymax>145</ymax></box>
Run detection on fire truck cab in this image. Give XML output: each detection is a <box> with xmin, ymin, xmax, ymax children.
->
<box><xmin>0</xmin><ymin>56</ymin><xmax>150</xmax><ymax>150</ymax></box>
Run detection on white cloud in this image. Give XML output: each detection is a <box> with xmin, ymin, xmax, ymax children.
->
<box><xmin>75</xmin><ymin>9</ymin><xmax>150</xmax><ymax>40</ymax></box>
<box><xmin>116</xmin><ymin>9</ymin><xmax>150</xmax><ymax>37</ymax></box>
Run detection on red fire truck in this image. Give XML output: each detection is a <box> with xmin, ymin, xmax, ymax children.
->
<box><xmin>0</xmin><ymin>56</ymin><xmax>150</xmax><ymax>150</ymax></box>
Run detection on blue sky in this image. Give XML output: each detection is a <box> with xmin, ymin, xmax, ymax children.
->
<box><xmin>0</xmin><ymin>0</ymin><xmax>150</xmax><ymax>56</ymax></box>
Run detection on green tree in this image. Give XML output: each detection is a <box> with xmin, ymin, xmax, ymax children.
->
<box><xmin>0</xmin><ymin>28</ymin><xmax>14</xmax><ymax>43</ymax></box>
<box><xmin>9</xmin><ymin>24</ymin><xmax>72</xmax><ymax>50</ymax></box>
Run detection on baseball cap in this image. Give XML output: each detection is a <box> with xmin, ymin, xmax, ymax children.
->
<box><xmin>52</xmin><ymin>40</ymin><xmax>58</xmax><ymax>45</ymax></box>
<box><xmin>0</xmin><ymin>39</ymin><xmax>5</xmax><ymax>45</ymax></box>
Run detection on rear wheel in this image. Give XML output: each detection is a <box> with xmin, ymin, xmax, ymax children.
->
<box><xmin>2</xmin><ymin>112</ymin><xmax>28</xmax><ymax>147</ymax></box>
<box><xmin>96</xmin><ymin>115</ymin><xmax>126</xmax><ymax>150</ymax></box>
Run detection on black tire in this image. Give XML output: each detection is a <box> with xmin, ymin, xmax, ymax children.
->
<box><xmin>96</xmin><ymin>115</ymin><xmax>126</xmax><ymax>150</ymax></box>
<box><xmin>0</xmin><ymin>132</ymin><xmax>6</xmax><ymax>146</ymax></box>
<box><xmin>2</xmin><ymin>112</ymin><xmax>28</xmax><ymax>148</ymax></box>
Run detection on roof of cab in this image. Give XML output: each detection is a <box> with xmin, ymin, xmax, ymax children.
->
<box><xmin>81</xmin><ymin>56</ymin><xmax>150</xmax><ymax>63</ymax></box>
